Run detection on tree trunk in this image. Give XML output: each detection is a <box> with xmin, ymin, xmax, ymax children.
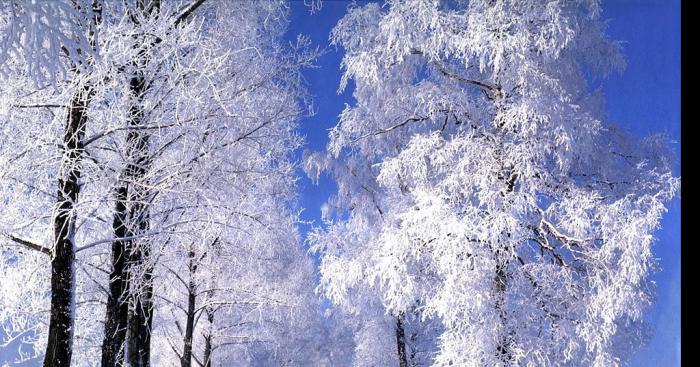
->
<box><xmin>180</xmin><ymin>289</ymin><xmax>196</xmax><ymax>367</ymax></box>
<box><xmin>101</xmin><ymin>186</ymin><xmax>130</xmax><ymax>367</ymax></box>
<box><xmin>494</xmin><ymin>260</ymin><xmax>512</xmax><ymax>364</ymax></box>
<box><xmin>201</xmin><ymin>258</ymin><xmax>218</xmax><ymax>367</ymax></box>
<box><xmin>125</xmin><ymin>218</ymin><xmax>154</xmax><ymax>367</ymax></box>
<box><xmin>123</xmin><ymin>70</ymin><xmax>155</xmax><ymax>367</ymax></box>
<box><xmin>102</xmin><ymin>61</ymin><xmax>154</xmax><ymax>366</ymax></box>
<box><xmin>43</xmin><ymin>85</ymin><xmax>92</xmax><ymax>367</ymax></box>
<box><xmin>102</xmin><ymin>132</ymin><xmax>154</xmax><ymax>367</ymax></box>
<box><xmin>181</xmin><ymin>249</ymin><xmax>198</xmax><ymax>367</ymax></box>
<box><xmin>120</xmin><ymin>2</ymin><xmax>161</xmax><ymax>362</ymax></box>
<box><xmin>126</xmin><ymin>265</ymin><xmax>154</xmax><ymax>367</ymax></box>
<box><xmin>202</xmin><ymin>307</ymin><xmax>214</xmax><ymax>367</ymax></box>
<box><xmin>395</xmin><ymin>313</ymin><xmax>408</xmax><ymax>367</ymax></box>
<box><xmin>116</xmin><ymin>1</ymin><xmax>214</xmax><ymax>364</ymax></box>
<box><xmin>126</xmin><ymin>234</ymin><xmax>154</xmax><ymax>367</ymax></box>
<box><xmin>44</xmin><ymin>1</ymin><xmax>102</xmax><ymax>363</ymax></box>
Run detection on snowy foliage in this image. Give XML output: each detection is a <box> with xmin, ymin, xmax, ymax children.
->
<box><xmin>0</xmin><ymin>0</ymin><xmax>99</xmax><ymax>88</ymax></box>
<box><xmin>0</xmin><ymin>1</ymin><xmax>336</xmax><ymax>366</ymax></box>
<box><xmin>307</xmin><ymin>1</ymin><xmax>679</xmax><ymax>366</ymax></box>
<box><xmin>0</xmin><ymin>0</ymin><xmax>679</xmax><ymax>366</ymax></box>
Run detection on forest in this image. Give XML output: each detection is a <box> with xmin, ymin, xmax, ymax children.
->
<box><xmin>0</xmin><ymin>1</ymin><xmax>679</xmax><ymax>366</ymax></box>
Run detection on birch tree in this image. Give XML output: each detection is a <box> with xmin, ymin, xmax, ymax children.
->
<box><xmin>307</xmin><ymin>1</ymin><xmax>679</xmax><ymax>366</ymax></box>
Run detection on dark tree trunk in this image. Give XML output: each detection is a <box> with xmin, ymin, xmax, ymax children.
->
<box><xmin>102</xmin><ymin>133</ymin><xmax>154</xmax><ymax>367</ymax></box>
<box><xmin>43</xmin><ymin>85</ymin><xmax>92</xmax><ymax>367</ymax></box>
<box><xmin>121</xmin><ymin>3</ymin><xmax>159</xmax><ymax>363</ymax></box>
<box><xmin>181</xmin><ymin>249</ymin><xmax>198</xmax><ymax>367</ymax></box>
<box><xmin>395</xmin><ymin>313</ymin><xmax>408</xmax><ymax>367</ymax></box>
<box><xmin>201</xmin><ymin>256</ymin><xmax>218</xmax><ymax>367</ymax></box>
<box><xmin>125</xmin><ymin>213</ymin><xmax>154</xmax><ymax>367</ymax></box>
<box><xmin>44</xmin><ymin>1</ymin><xmax>102</xmax><ymax>364</ymax></box>
<box><xmin>123</xmin><ymin>70</ymin><xmax>155</xmax><ymax>367</ymax></box>
<box><xmin>102</xmin><ymin>63</ymin><xmax>154</xmax><ymax>367</ymax></box>
<box><xmin>139</xmin><ymin>261</ymin><xmax>155</xmax><ymax>366</ymax></box>
<box><xmin>127</xmin><ymin>266</ymin><xmax>154</xmax><ymax>367</ymax></box>
<box><xmin>107</xmin><ymin>1</ymin><xmax>213</xmax><ymax>364</ymax></box>
<box><xmin>180</xmin><ymin>291</ymin><xmax>196</xmax><ymax>367</ymax></box>
<box><xmin>101</xmin><ymin>186</ymin><xmax>130</xmax><ymax>367</ymax></box>
<box><xmin>126</xmin><ymin>233</ymin><xmax>154</xmax><ymax>367</ymax></box>
<box><xmin>202</xmin><ymin>307</ymin><xmax>214</xmax><ymax>367</ymax></box>
<box><xmin>494</xmin><ymin>260</ymin><xmax>512</xmax><ymax>364</ymax></box>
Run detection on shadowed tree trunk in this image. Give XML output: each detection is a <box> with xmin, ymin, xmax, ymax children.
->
<box><xmin>123</xmin><ymin>62</ymin><xmax>155</xmax><ymax>367</ymax></box>
<box><xmin>43</xmin><ymin>84</ymin><xmax>93</xmax><ymax>367</ymax></box>
<box><xmin>200</xmin><ymin>251</ymin><xmax>218</xmax><ymax>367</ymax></box>
<box><xmin>494</xmin><ymin>259</ymin><xmax>513</xmax><ymax>364</ymax></box>
<box><xmin>102</xmin><ymin>1</ymin><xmax>208</xmax><ymax>364</ymax></box>
<box><xmin>101</xmin><ymin>185</ymin><xmax>129</xmax><ymax>367</ymax></box>
<box><xmin>102</xmin><ymin>56</ymin><xmax>154</xmax><ymax>367</ymax></box>
<box><xmin>395</xmin><ymin>313</ymin><xmax>408</xmax><ymax>367</ymax></box>
<box><xmin>202</xmin><ymin>306</ymin><xmax>215</xmax><ymax>367</ymax></box>
<box><xmin>43</xmin><ymin>1</ymin><xmax>102</xmax><ymax>364</ymax></box>
<box><xmin>181</xmin><ymin>248</ymin><xmax>198</xmax><ymax>367</ymax></box>
<box><xmin>125</xmin><ymin>220</ymin><xmax>154</xmax><ymax>367</ymax></box>
<box><xmin>127</xmin><ymin>257</ymin><xmax>154</xmax><ymax>367</ymax></box>
<box><xmin>121</xmin><ymin>3</ymin><xmax>159</xmax><ymax>365</ymax></box>
<box><xmin>124</xmin><ymin>196</ymin><xmax>154</xmax><ymax>367</ymax></box>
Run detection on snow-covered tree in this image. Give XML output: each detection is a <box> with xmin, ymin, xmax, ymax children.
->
<box><xmin>139</xmin><ymin>3</ymin><xmax>334</xmax><ymax>362</ymax></box>
<box><xmin>1</xmin><ymin>1</ymin><xmax>333</xmax><ymax>366</ymax></box>
<box><xmin>307</xmin><ymin>1</ymin><xmax>679</xmax><ymax>366</ymax></box>
<box><xmin>0</xmin><ymin>0</ymin><xmax>103</xmax><ymax>364</ymax></box>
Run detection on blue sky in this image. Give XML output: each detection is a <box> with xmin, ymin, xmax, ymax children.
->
<box><xmin>287</xmin><ymin>0</ymin><xmax>681</xmax><ymax>365</ymax></box>
<box><xmin>601</xmin><ymin>1</ymin><xmax>680</xmax><ymax>365</ymax></box>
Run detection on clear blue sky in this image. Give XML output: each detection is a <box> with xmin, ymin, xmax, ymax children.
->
<box><xmin>287</xmin><ymin>0</ymin><xmax>681</xmax><ymax>365</ymax></box>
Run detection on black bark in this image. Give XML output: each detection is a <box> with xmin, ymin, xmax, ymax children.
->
<box><xmin>126</xmin><ymin>260</ymin><xmax>154</xmax><ymax>367</ymax></box>
<box><xmin>101</xmin><ymin>186</ymin><xmax>129</xmax><ymax>367</ymax></box>
<box><xmin>123</xmin><ymin>66</ymin><xmax>155</xmax><ymax>367</ymax></box>
<box><xmin>395</xmin><ymin>313</ymin><xmax>408</xmax><ymax>367</ymax></box>
<box><xmin>202</xmin><ymin>307</ymin><xmax>214</xmax><ymax>367</ymax></box>
<box><xmin>43</xmin><ymin>85</ymin><xmax>92</xmax><ymax>367</ymax></box>
<box><xmin>103</xmin><ymin>1</ymin><xmax>210</xmax><ymax>364</ymax></box>
<box><xmin>125</xmin><ymin>228</ymin><xmax>154</xmax><ymax>367</ymax></box>
<box><xmin>121</xmin><ymin>2</ymin><xmax>161</xmax><ymax>363</ymax></box>
<box><xmin>181</xmin><ymin>249</ymin><xmax>198</xmax><ymax>367</ymax></box>
<box><xmin>43</xmin><ymin>1</ymin><xmax>102</xmax><ymax>363</ymax></box>
<box><xmin>494</xmin><ymin>261</ymin><xmax>513</xmax><ymax>364</ymax></box>
<box><xmin>102</xmin><ymin>64</ymin><xmax>154</xmax><ymax>367</ymax></box>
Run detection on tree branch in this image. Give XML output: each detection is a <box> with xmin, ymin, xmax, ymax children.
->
<box><xmin>11</xmin><ymin>104</ymin><xmax>67</xmax><ymax>109</ymax></box>
<box><xmin>174</xmin><ymin>0</ymin><xmax>207</xmax><ymax>27</ymax></box>
<box><xmin>1</xmin><ymin>233</ymin><xmax>51</xmax><ymax>256</ymax></box>
<box><xmin>353</xmin><ymin>116</ymin><xmax>429</xmax><ymax>143</ymax></box>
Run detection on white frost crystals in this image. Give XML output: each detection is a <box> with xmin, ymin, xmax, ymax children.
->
<box><xmin>0</xmin><ymin>0</ymin><xmax>680</xmax><ymax>366</ymax></box>
<box><xmin>308</xmin><ymin>1</ymin><xmax>679</xmax><ymax>366</ymax></box>
<box><xmin>0</xmin><ymin>1</ymin><xmax>333</xmax><ymax>366</ymax></box>
<box><xmin>0</xmin><ymin>0</ymin><xmax>98</xmax><ymax>88</ymax></box>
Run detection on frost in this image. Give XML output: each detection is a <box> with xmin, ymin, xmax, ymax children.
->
<box><xmin>309</xmin><ymin>0</ymin><xmax>679</xmax><ymax>365</ymax></box>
